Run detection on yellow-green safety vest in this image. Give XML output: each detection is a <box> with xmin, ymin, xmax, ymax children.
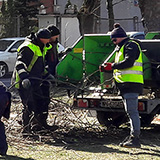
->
<box><xmin>15</xmin><ymin>40</ymin><xmax>52</xmax><ymax>88</ymax></box>
<box><xmin>113</xmin><ymin>40</ymin><xmax>144</xmax><ymax>84</ymax></box>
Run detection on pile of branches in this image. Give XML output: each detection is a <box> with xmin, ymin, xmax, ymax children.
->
<box><xmin>3</xmin><ymin>78</ymin><xmax>125</xmax><ymax>151</ymax></box>
<box><xmin>3</xmin><ymin>91</ymin><xmax>118</xmax><ymax>149</ymax></box>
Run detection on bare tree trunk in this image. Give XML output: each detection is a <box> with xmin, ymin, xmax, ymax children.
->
<box><xmin>138</xmin><ymin>0</ymin><xmax>160</xmax><ymax>32</ymax></box>
<box><xmin>77</xmin><ymin>0</ymin><xmax>100</xmax><ymax>35</ymax></box>
<box><xmin>107</xmin><ymin>0</ymin><xmax>114</xmax><ymax>31</ymax></box>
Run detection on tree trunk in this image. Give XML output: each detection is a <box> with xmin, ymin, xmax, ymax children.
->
<box><xmin>77</xmin><ymin>0</ymin><xmax>100</xmax><ymax>35</ymax></box>
<box><xmin>138</xmin><ymin>0</ymin><xmax>160</xmax><ymax>32</ymax></box>
<box><xmin>107</xmin><ymin>0</ymin><xmax>114</xmax><ymax>31</ymax></box>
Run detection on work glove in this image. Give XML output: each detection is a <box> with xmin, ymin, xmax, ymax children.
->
<box><xmin>99</xmin><ymin>62</ymin><xmax>112</xmax><ymax>72</ymax></box>
<box><xmin>59</xmin><ymin>47</ymin><xmax>72</xmax><ymax>58</ymax></box>
<box><xmin>21</xmin><ymin>79</ymin><xmax>31</xmax><ymax>89</ymax></box>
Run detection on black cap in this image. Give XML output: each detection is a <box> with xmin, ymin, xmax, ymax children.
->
<box><xmin>36</xmin><ymin>28</ymin><xmax>51</xmax><ymax>39</ymax></box>
<box><xmin>47</xmin><ymin>24</ymin><xmax>60</xmax><ymax>36</ymax></box>
<box><xmin>110</xmin><ymin>23</ymin><xmax>127</xmax><ymax>39</ymax></box>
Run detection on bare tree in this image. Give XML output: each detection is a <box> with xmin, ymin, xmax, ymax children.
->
<box><xmin>77</xmin><ymin>0</ymin><xmax>130</xmax><ymax>34</ymax></box>
<box><xmin>77</xmin><ymin>0</ymin><xmax>100</xmax><ymax>35</ymax></box>
<box><xmin>138</xmin><ymin>0</ymin><xmax>160</xmax><ymax>32</ymax></box>
<box><xmin>106</xmin><ymin>0</ymin><xmax>114</xmax><ymax>31</ymax></box>
<box><xmin>78</xmin><ymin>0</ymin><xmax>160</xmax><ymax>34</ymax></box>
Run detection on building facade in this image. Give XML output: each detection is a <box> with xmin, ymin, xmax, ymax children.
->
<box><xmin>38</xmin><ymin>0</ymin><xmax>144</xmax><ymax>47</ymax></box>
<box><xmin>0</xmin><ymin>0</ymin><xmax>144</xmax><ymax>47</ymax></box>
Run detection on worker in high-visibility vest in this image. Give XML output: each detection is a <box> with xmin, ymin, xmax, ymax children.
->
<box><xmin>13</xmin><ymin>28</ymin><xmax>58</xmax><ymax>134</ymax></box>
<box><xmin>100</xmin><ymin>23</ymin><xmax>143</xmax><ymax>148</ymax></box>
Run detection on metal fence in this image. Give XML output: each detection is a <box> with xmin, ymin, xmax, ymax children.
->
<box><xmin>0</xmin><ymin>16</ymin><xmax>38</xmax><ymax>38</ymax></box>
<box><xmin>0</xmin><ymin>15</ymin><xmax>144</xmax><ymax>38</ymax></box>
<box><xmin>96</xmin><ymin>16</ymin><xmax>144</xmax><ymax>33</ymax></box>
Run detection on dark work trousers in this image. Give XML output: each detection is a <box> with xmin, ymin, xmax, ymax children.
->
<box><xmin>18</xmin><ymin>80</ymin><xmax>50</xmax><ymax>132</ymax></box>
<box><xmin>0</xmin><ymin>93</ymin><xmax>9</xmax><ymax>155</ymax></box>
<box><xmin>122</xmin><ymin>93</ymin><xmax>140</xmax><ymax>137</ymax></box>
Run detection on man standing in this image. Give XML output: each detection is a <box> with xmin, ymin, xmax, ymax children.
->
<box><xmin>0</xmin><ymin>81</ymin><xmax>11</xmax><ymax>156</ymax></box>
<box><xmin>100</xmin><ymin>23</ymin><xmax>143</xmax><ymax>148</ymax></box>
<box><xmin>46</xmin><ymin>24</ymin><xmax>60</xmax><ymax>76</ymax></box>
<box><xmin>14</xmin><ymin>28</ymin><xmax>56</xmax><ymax>133</ymax></box>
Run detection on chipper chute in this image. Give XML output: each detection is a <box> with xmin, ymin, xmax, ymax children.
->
<box><xmin>56</xmin><ymin>34</ymin><xmax>115</xmax><ymax>86</ymax></box>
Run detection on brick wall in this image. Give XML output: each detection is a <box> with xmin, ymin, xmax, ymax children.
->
<box><xmin>40</xmin><ymin>0</ymin><xmax>54</xmax><ymax>14</ymax></box>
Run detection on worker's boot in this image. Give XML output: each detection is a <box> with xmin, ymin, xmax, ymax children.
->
<box><xmin>41</xmin><ymin>122</ymin><xmax>59</xmax><ymax>131</ymax></box>
<box><xmin>119</xmin><ymin>135</ymin><xmax>141</xmax><ymax>148</ymax></box>
<box><xmin>22</xmin><ymin>109</ymin><xmax>32</xmax><ymax>134</ymax></box>
<box><xmin>32</xmin><ymin>113</ymin><xmax>58</xmax><ymax>131</ymax></box>
<box><xmin>30</xmin><ymin>114</ymin><xmax>43</xmax><ymax>132</ymax></box>
<box><xmin>40</xmin><ymin>113</ymin><xmax>58</xmax><ymax>131</ymax></box>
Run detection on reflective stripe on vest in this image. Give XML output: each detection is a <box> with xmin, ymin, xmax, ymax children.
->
<box><xmin>15</xmin><ymin>40</ymin><xmax>52</xmax><ymax>88</ymax></box>
<box><xmin>113</xmin><ymin>40</ymin><xmax>144</xmax><ymax>84</ymax></box>
<box><xmin>57</xmin><ymin>44</ymin><xmax>59</xmax><ymax>52</ymax></box>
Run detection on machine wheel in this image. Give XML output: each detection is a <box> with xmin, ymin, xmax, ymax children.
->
<box><xmin>96</xmin><ymin>111</ymin><xmax>127</xmax><ymax>128</ymax></box>
<box><xmin>0</xmin><ymin>62</ymin><xmax>8</xmax><ymax>78</ymax></box>
<box><xmin>140</xmin><ymin>114</ymin><xmax>154</xmax><ymax>127</ymax></box>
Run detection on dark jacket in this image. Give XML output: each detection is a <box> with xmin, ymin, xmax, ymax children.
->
<box><xmin>0</xmin><ymin>81</ymin><xmax>11</xmax><ymax>119</ymax></box>
<box><xmin>45</xmin><ymin>41</ymin><xmax>59</xmax><ymax>76</ymax></box>
<box><xmin>15</xmin><ymin>33</ymin><xmax>49</xmax><ymax>81</ymax></box>
<box><xmin>112</xmin><ymin>38</ymin><xmax>143</xmax><ymax>95</ymax></box>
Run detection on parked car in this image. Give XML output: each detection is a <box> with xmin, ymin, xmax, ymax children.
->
<box><xmin>0</xmin><ymin>37</ymin><xmax>25</xmax><ymax>78</ymax></box>
<box><xmin>127</xmin><ymin>31</ymin><xmax>145</xmax><ymax>39</ymax></box>
<box><xmin>107</xmin><ymin>31</ymin><xmax>145</xmax><ymax>40</ymax></box>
